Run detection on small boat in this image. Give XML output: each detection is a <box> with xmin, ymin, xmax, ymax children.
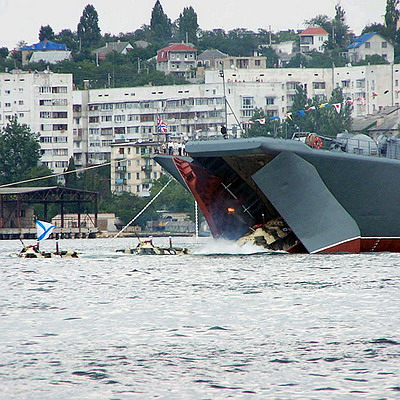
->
<box><xmin>117</xmin><ymin>237</ymin><xmax>190</xmax><ymax>255</ymax></box>
<box><xmin>12</xmin><ymin>220</ymin><xmax>79</xmax><ymax>258</ymax></box>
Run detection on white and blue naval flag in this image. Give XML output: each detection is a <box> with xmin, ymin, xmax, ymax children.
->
<box><xmin>36</xmin><ymin>220</ymin><xmax>56</xmax><ymax>241</ymax></box>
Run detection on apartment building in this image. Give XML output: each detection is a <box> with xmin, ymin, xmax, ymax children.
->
<box><xmin>110</xmin><ymin>141</ymin><xmax>163</xmax><ymax>196</ymax></box>
<box><xmin>72</xmin><ymin>84</ymin><xmax>226</xmax><ymax>167</ymax></box>
<box><xmin>205</xmin><ymin>63</ymin><xmax>400</xmax><ymax>119</ymax></box>
<box><xmin>0</xmin><ymin>70</ymin><xmax>74</xmax><ymax>179</ymax></box>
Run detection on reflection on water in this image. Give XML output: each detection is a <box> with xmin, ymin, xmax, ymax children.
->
<box><xmin>0</xmin><ymin>237</ymin><xmax>399</xmax><ymax>399</ymax></box>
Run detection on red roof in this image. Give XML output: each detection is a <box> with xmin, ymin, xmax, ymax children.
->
<box><xmin>157</xmin><ymin>43</ymin><xmax>197</xmax><ymax>62</ymax></box>
<box><xmin>300</xmin><ymin>27</ymin><xmax>329</xmax><ymax>36</ymax></box>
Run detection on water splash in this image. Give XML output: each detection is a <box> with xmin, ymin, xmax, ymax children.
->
<box><xmin>194</xmin><ymin>238</ymin><xmax>277</xmax><ymax>255</ymax></box>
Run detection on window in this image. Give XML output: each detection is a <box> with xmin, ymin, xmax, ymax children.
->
<box><xmin>89</xmin><ymin>116</ymin><xmax>99</xmax><ymax>123</ymax></box>
<box><xmin>89</xmin><ymin>128</ymin><xmax>99</xmax><ymax>135</ymax></box>
<box><xmin>313</xmin><ymin>82</ymin><xmax>326</xmax><ymax>89</ymax></box>
<box><xmin>52</xmin><ymin>86</ymin><xmax>67</xmax><ymax>93</ymax></box>
<box><xmin>255</xmin><ymin>59</ymin><xmax>261</xmax><ymax>66</ymax></box>
<box><xmin>266</xmin><ymin>97</ymin><xmax>275</xmax><ymax>105</ymax></box>
<box><xmin>241</xmin><ymin>97</ymin><xmax>254</xmax><ymax>109</ymax></box>
<box><xmin>114</xmin><ymin>115</ymin><xmax>125</xmax><ymax>122</ymax></box>
<box><xmin>52</xmin><ymin>99</ymin><xmax>68</xmax><ymax>106</ymax></box>
<box><xmin>53</xmin><ymin>124</ymin><xmax>68</xmax><ymax>131</ymax></box>
<box><xmin>40</xmin><ymin>111</ymin><xmax>52</xmax><ymax>119</ymax></box>
<box><xmin>101</xmin><ymin>115</ymin><xmax>112</xmax><ymax>122</ymax></box>
<box><xmin>382</xmin><ymin>41</ymin><xmax>388</xmax><ymax>48</ymax></box>
<box><xmin>101</xmin><ymin>127</ymin><xmax>113</xmax><ymax>135</ymax></box>
<box><xmin>39</xmin><ymin>99</ymin><xmax>52</xmax><ymax>106</ymax></box>
<box><xmin>365</xmin><ymin>42</ymin><xmax>371</xmax><ymax>48</ymax></box>
<box><xmin>18</xmin><ymin>100</ymin><xmax>24</xmax><ymax>105</ymax></box>
<box><xmin>39</xmin><ymin>87</ymin><xmax>51</xmax><ymax>93</ymax></box>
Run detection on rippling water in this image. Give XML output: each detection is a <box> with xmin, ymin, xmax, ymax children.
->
<box><xmin>1</xmin><ymin>237</ymin><xmax>400</xmax><ymax>399</ymax></box>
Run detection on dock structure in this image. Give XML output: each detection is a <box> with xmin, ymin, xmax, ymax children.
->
<box><xmin>0</xmin><ymin>186</ymin><xmax>98</xmax><ymax>239</ymax></box>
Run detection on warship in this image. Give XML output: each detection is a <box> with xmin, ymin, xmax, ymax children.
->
<box><xmin>155</xmin><ymin>133</ymin><xmax>400</xmax><ymax>254</ymax></box>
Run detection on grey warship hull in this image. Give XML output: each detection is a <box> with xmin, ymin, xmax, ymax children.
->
<box><xmin>155</xmin><ymin>137</ymin><xmax>400</xmax><ymax>253</ymax></box>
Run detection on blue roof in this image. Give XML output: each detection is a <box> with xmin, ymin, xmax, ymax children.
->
<box><xmin>21</xmin><ymin>40</ymin><xmax>68</xmax><ymax>51</ymax></box>
<box><xmin>347</xmin><ymin>32</ymin><xmax>376</xmax><ymax>50</ymax></box>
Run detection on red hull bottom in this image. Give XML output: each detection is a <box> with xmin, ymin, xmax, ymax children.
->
<box><xmin>302</xmin><ymin>238</ymin><xmax>400</xmax><ymax>254</ymax></box>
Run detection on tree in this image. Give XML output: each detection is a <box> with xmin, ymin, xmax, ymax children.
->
<box><xmin>286</xmin><ymin>86</ymin><xmax>352</xmax><ymax>137</ymax></box>
<box><xmin>305</xmin><ymin>14</ymin><xmax>332</xmax><ymax>34</ymax></box>
<box><xmin>150</xmin><ymin>0</ymin><xmax>172</xmax><ymax>44</ymax></box>
<box><xmin>39</xmin><ymin>25</ymin><xmax>55</xmax><ymax>41</ymax></box>
<box><xmin>331</xmin><ymin>4</ymin><xmax>349</xmax><ymax>48</ymax></box>
<box><xmin>385</xmin><ymin>0</ymin><xmax>400</xmax><ymax>42</ymax></box>
<box><xmin>55</xmin><ymin>29</ymin><xmax>78</xmax><ymax>52</ymax></box>
<box><xmin>77</xmin><ymin>4</ymin><xmax>101</xmax><ymax>49</ymax></box>
<box><xmin>64</xmin><ymin>157</ymin><xmax>78</xmax><ymax>188</ymax></box>
<box><xmin>247</xmin><ymin>108</ymin><xmax>282</xmax><ymax>138</ymax></box>
<box><xmin>0</xmin><ymin>116</ymin><xmax>41</xmax><ymax>185</ymax></box>
<box><xmin>177</xmin><ymin>6</ymin><xmax>199</xmax><ymax>44</ymax></box>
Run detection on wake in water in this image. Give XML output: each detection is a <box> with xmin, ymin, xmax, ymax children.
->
<box><xmin>194</xmin><ymin>238</ymin><xmax>285</xmax><ymax>255</ymax></box>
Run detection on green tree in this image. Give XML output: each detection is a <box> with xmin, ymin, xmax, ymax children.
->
<box><xmin>77</xmin><ymin>4</ymin><xmax>101</xmax><ymax>49</ymax></box>
<box><xmin>150</xmin><ymin>0</ymin><xmax>172</xmax><ymax>44</ymax></box>
<box><xmin>55</xmin><ymin>29</ymin><xmax>78</xmax><ymax>52</ymax></box>
<box><xmin>287</xmin><ymin>86</ymin><xmax>352</xmax><ymax>137</ymax></box>
<box><xmin>177</xmin><ymin>6</ymin><xmax>199</xmax><ymax>44</ymax></box>
<box><xmin>385</xmin><ymin>0</ymin><xmax>399</xmax><ymax>42</ymax></box>
<box><xmin>39</xmin><ymin>25</ymin><xmax>55</xmax><ymax>41</ymax></box>
<box><xmin>64</xmin><ymin>157</ymin><xmax>78</xmax><ymax>188</ymax></box>
<box><xmin>247</xmin><ymin>108</ymin><xmax>282</xmax><ymax>138</ymax></box>
<box><xmin>331</xmin><ymin>4</ymin><xmax>349</xmax><ymax>48</ymax></box>
<box><xmin>0</xmin><ymin>116</ymin><xmax>41</xmax><ymax>185</ymax></box>
<box><xmin>305</xmin><ymin>14</ymin><xmax>332</xmax><ymax>34</ymax></box>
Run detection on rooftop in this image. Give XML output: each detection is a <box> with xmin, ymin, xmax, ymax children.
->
<box><xmin>348</xmin><ymin>32</ymin><xmax>377</xmax><ymax>49</ymax></box>
<box><xmin>21</xmin><ymin>40</ymin><xmax>68</xmax><ymax>51</ymax></box>
<box><xmin>300</xmin><ymin>27</ymin><xmax>329</xmax><ymax>36</ymax></box>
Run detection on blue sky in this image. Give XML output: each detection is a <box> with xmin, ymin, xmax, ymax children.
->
<box><xmin>0</xmin><ymin>0</ymin><xmax>387</xmax><ymax>48</ymax></box>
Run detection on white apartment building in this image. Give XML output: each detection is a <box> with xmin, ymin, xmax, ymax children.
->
<box><xmin>72</xmin><ymin>84</ymin><xmax>226</xmax><ymax>166</ymax></box>
<box><xmin>0</xmin><ymin>70</ymin><xmax>74</xmax><ymax>179</ymax></box>
<box><xmin>110</xmin><ymin>141</ymin><xmax>164</xmax><ymax>196</ymax></box>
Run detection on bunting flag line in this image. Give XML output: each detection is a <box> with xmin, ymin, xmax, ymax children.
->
<box><xmin>332</xmin><ymin>103</ymin><xmax>341</xmax><ymax>114</ymax></box>
<box><xmin>245</xmin><ymin>98</ymin><xmax>357</xmax><ymax>125</ymax></box>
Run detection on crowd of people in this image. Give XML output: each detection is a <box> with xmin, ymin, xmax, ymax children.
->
<box><xmin>160</xmin><ymin>141</ymin><xmax>186</xmax><ymax>156</ymax></box>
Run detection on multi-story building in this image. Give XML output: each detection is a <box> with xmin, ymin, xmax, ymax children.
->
<box><xmin>156</xmin><ymin>43</ymin><xmax>197</xmax><ymax>78</ymax></box>
<box><xmin>299</xmin><ymin>27</ymin><xmax>329</xmax><ymax>53</ymax></box>
<box><xmin>72</xmin><ymin>84</ymin><xmax>226</xmax><ymax>166</ymax></box>
<box><xmin>110</xmin><ymin>141</ymin><xmax>164</xmax><ymax>196</ymax></box>
<box><xmin>347</xmin><ymin>32</ymin><xmax>394</xmax><ymax>64</ymax></box>
<box><xmin>0</xmin><ymin>70</ymin><xmax>74</xmax><ymax>179</ymax></box>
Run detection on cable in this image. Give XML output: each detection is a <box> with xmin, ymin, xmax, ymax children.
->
<box><xmin>0</xmin><ymin>161</ymin><xmax>113</xmax><ymax>188</ymax></box>
<box><xmin>111</xmin><ymin>178</ymin><xmax>172</xmax><ymax>240</ymax></box>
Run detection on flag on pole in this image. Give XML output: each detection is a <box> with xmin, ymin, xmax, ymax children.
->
<box><xmin>256</xmin><ymin>118</ymin><xmax>266</xmax><ymax>124</ymax></box>
<box><xmin>157</xmin><ymin>116</ymin><xmax>168</xmax><ymax>134</ymax></box>
<box><xmin>36</xmin><ymin>220</ymin><xmax>56</xmax><ymax>241</ymax></box>
<box><xmin>306</xmin><ymin>106</ymin><xmax>316</xmax><ymax>112</ymax></box>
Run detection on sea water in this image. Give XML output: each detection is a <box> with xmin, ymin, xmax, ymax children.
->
<box><xmin>0</xmin><ymin>237</ymin><xmax>399</xmax><ymax>399</ymax></box>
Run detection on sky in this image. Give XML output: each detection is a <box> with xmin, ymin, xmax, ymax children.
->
<box><xmin>0</xmin><ymin>0</ymin><xmax>388</xmax><ymax>49</ymax></box>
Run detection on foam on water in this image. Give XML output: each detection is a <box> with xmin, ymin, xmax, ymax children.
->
<box><xmin>194</xmin><ymin>238</ymin><xmax>273</xmax><ymax>255</ymax></box>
